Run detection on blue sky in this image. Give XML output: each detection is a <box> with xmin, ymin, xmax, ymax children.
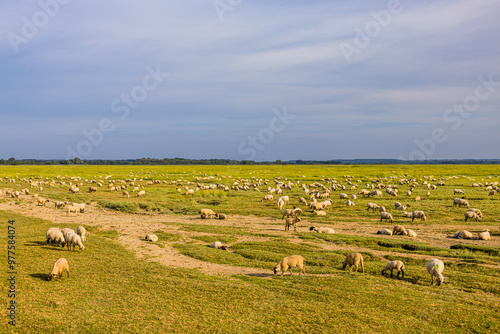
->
<box><xmin>1</xmin><ymin>0</ymin><xmax>499</xmax><ymax>161</ymax></box>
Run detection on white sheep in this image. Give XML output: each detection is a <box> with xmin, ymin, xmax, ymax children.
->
<box><xmin>478</xmin><ymin>229</ymin><xmax>491</xmax><ymax>240</ymax></box>
<box><xmin>393</xmin><ymin>225</ymin><xmax>408</xmax><ymax>236</ymax></box>
<box><xmin>210</xmin><ymin>241</ymin><xmax>227</xmax><ymax>250</ymax></box>
<box><xmin>452</xmin><ymin>230</ymin><xmax>473</xmax><ymax>239</ymax></box>
<box><xmin>366</xmin><ymin>203</ymin><xmax>379</xmax><ymax>212</ymax></box>
<box><xmin>406</xmin><ymin>229</ymin><xmax>417</xmax><ymax>238</ymax></box>
<box><xmin>394</xmin><ymin>201</ymin><xmax>402</xmax><ymax>209</ymax></box>
<box><xmin>464</xmin><ymin>211</ymin><xmax>481</xmax><ymax>222</ymax></box>
<box><xmin>285</xmin><ymin>217</ymin><xmax>301</xmax><ymax>231</ymax></box>
<box><xmin>67</xmin><ymin>205</ymin><xmax>79</xmax><ymax>216</ymax></box>
<box><xmin>409</xmin><ymin>210</ymin><xmax>426</xmax><ymax>221</ymax></box>
<box><xmin>453</xmin><ymin>198</ymin><xmax>469</xmax><ymax>208</ymax></box>
<box><xmin>342</xmin><ymin>253</ymin><xmax>364</xmax><ymax>273</ymax></box>
<box><xmin>454</xmin><ymin>189</ymin><xmax>465</xmax><ymax>195</ymax></box>
<box><xmin>273</xmin><ymin>255</ymin><xmax>305</xmax><ymax>276</ymax></box>
<box><xmin>339</xmin><ymin>193</ymin><xmax>348</xmax><ymax>200</ymax></box>
<box><xmin>46</xmin><ymin>229</ymin><xmax>66</xmax><ymax>247</ymax></box>
<box><xmin>76</xmin><ymin>226</ymin><xmax>87</xmax><ymax>242</ymax></box>
<box><xmin>380</xmin><ymin>212</ymin><xmax>394</xmax><ymax>223</ymax></box>
<box><xmin>381</xmin><ymin>260</ymin><xmax>405</xmax><ymax>278</ymax></box>
<box><xmin>122</xmin><ymin>190</ymin><xmax>130</xmax><ymax>198</ymax></box>
<box><xmin>310</xmin><ymin>226</ymin><xmax>334</xmax><ymax>234</ymax></box>
<box><xmin>37</xmin><ymin>198</ymin><xmax>50</xmax><ymax>206</ymax></box>
<box><xmin>199</xmin><ymin>208</ymin><xmax>217</xmax><ymax>219</ymax></box>
<box><xmin>376</xmin><ymin>229</ymin><xmax>393</xmax><ymax>235</ymax></box>
<box><xmin>65</xmin><ymin>232</ymin><xmax>85</xmax><ymax>252</ymax></box>
<box><xmin>426</xmin><ymin>259</ymin><xmax>446</xmax><ymax>286</ymax></box>
<box><xmin>313</xmin><ymin>210</ymin><xmax>326</xmax><ymax>216</ymax></box>
<box><xmin>137</xmin><ymin>190</ymin><xmax>146</xmax><ymax>197</ymax></box>
<box><xmin>467</xmin><ymin>208</ymin><xmax>483</xmax><ymax>220</ymax></box>
<box><xmin>282</xmin><ymin>207</ymin><xmax>302</xmax><ymax>219</ymax></box>
<box><xmin>261</xmin><ymin>194</ymin><xmax>274</xmax><ymax>201</ymax></box>
<box><xmin>378</xmin><ymin>206</ymin><xmax>386</xmax><ymax>212</ymax></box>
<box><xmin>48</xmin><ymin>258</ymin><xmax>70</xmax><ymax>281</ymax></box>
<box><xmin>345</xmin><ymin>200</ymin><xmax>355</xmax><ymax>206</ymax></box>
<box><xmin>145</xmin><ymin>234</ymin><xmax>159</xmax><ymax>242</ymax></box>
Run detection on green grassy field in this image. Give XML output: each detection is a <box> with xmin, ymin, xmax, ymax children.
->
<box><xmin>1</xmin><ymin>164</ymin><xmax>499</xmax><ymax>333</ymax></box>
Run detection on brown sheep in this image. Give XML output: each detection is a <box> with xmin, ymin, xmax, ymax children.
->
<box><xmin>273</xmin><ymin>255</ymin><xmax>305</xmax><ymax>276</ymax></box>
<box><xmin>48</xmin><ymin>258</ymin><xmax>70</xmax><ymax>281</ymax></box>
<box><xmin>342</xmin><ymin>253</ymin><xmax>364</xmax><ymax>273</ymax></box>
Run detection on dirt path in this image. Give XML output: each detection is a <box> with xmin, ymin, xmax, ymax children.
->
<box><xmin>1</xmin><ymin>199</ymin><xmax>499</xmax><ymax>276</ymax></box>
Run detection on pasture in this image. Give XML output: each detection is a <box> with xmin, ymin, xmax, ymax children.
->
<box><xmin>0</xmin><ymin>164</ymin><xmax>499</xmax><ymax>333</ymax></box>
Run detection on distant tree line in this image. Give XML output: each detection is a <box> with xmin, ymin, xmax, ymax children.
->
<box><xmin>0</xmin><ymin>157</ymin><xmax>498</xmax><ymax>165</ymax></box>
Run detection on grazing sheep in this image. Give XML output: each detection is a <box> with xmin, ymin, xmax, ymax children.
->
<box><xmin>88</xmin><ymin>186</ymin><xmax>97</xmax><ymax>192</ymax></box>
<box><xmin>199</xmin><ymin>209</ymin><xmax>218</xmax><ymax>219</ymax></box>
<box><xmin>218</xmin><ymin>214</ymin><xmax>228</xmax><ymax>220</ymax></box>
<box><xmin>377</xmin><ymin>229</ymin><xmax>393</xmax><ymax>236</ymax></box>
<box><xmin>396</xmin><ymin>204</ymin><xmax>410</xmax><ymax>211</ymax></box>
<box><xmin>285</xmin><ymin>217</ymin><xmax>301</xmax><ymax>231</ymax></box>
<box><xmin>380</xmin><ymin>212</ymin><xmax>394</xmax><ymax>223</ymax></box>
<box><xmin>261</xmin><ymin>194</ymin><xmax>273</xmax><ymax>201</ymax></box>
<box><xmin>453</xmin><ymin>198</ymin><xmax>469</xmax><ymax>208</ymax></box>
<box><xmin>313</xmin><ymin>210</ymin><xmax>326</xmax><ymax>216</ymax></box>
<box><xmin>210</xmin><ymin>241</ymin><xmax>227</xmax><ymax>250</ymax></box>
<box><xmin>346</xmin><ymin>200</ymin><xmax>355</xmax><ymax>206</ymax></box>
<box><xmin>67</xmin><ymin>205</ymin><xmax>79</xmax><ymax>216</ymax></box>
<box><xmin>282</xmin><ymin>207</ymin><xmax>301</xmax><ymax>219</ymax></box>
<box><xmin>342</xmin><ymin>253</ymin><xmax>364</xmax><ymax>273</ymax></box>
<box><xmin>48</xmin><ymin>258</ymin><xmax>70</xmax><ymax>281</ymax></box>
<box><xmin>350</xmin><ymin>194</ymin><xmax>357</xmax><ymax>200</ymax></box>
<box><xmin>454</xmin><ymin>189</ymin><xmax>465</xmax><ymax>195</ymax></box>
<box><xmin>358</xmin><ymin>189</ymin><xmax>370</xmax><ymax>197</ymax></box>
<box><xmin>65</xmin><ymin>232</ymin><xmax>85</xmax><ymax>252</ymax></box>
<box><xmin>406</xmin><ymin>229</ymin><xmax>417</xmax><ymax>238</ymax></box>
<box><xmin>378</xmin><ymin>206</ymin><xmax>386</xmax><ymax>212</ymax></box>
<box><xmin>298</xmin><ymin>197</ymin><xmax>307</xmax><ymax>205</ymax></box>
<box><xmin>309</xmin><ymin>226</ymin><xmax>334</xmax><ymax>233</ymax></box>
<box><xmin>381</xmin><ymin>260</ymin><xmax>405</xmax><ymax>278</ymax></box>
<box><xmin>467</xmin><ymin>208</ymin><xmax>483</xmax><ymax>220</ymax></box>
<box><xmin>478</xmin><ymin>229</ymin><xmax>491</xmax><ymax>240</ymax></box>
<box><xmin>277</xmin><ymin>197</ymin><xmax>285</xmax><ymax>210</ymax></box>
<box><xmin>122</xmin><ymin>190</ymin><xmax>130</xmax><ymax>198</ymax></box>
<box><xmin>394</xmin><ymin>201</ymin><xmax>402</xmax><ymax>209</ymax></box>
<box><xmin>137</xmin><ymin>190</ymin><xmax>146</xmax><ymax>197</ymax></box>
<box><xmin>54</xmin><ymin>201</ymin><xmax>66</xmax><ymax>209</ymax></box>
<box><xmin>452</xmin><ymin>230</ymin><xmax>473</xmax><ymax>239</ymax></box>
<box><xmin>37</xmin><ymin>198</ymin><xmax>50</xmax><ymax>206</ymax></box>
<box><xmin>426</xmin><ymin>259</ymin><xmax>446</xmax><ymax>286</ymax></box>
<box><xmin>393</xmin><ymin>225</ymin><xmax>408</xmax><ymax>236</ymax></box>
<box><xmin>46</xmin><ymin>229</ymin><xmax>66</xmax><ymax>247</ymax></box>
<box><xmin>145</xmin><ymin>234</ymin><xmax>158</xmax><ymax>242</ymax></box>
<box><xmin>60</xmin><ymin>228</ymin><xmax>75</xmax><ymax>239</ymax></box>
<box><xmin>410</xmin><ymin>210</ymin><xmax>427</xmax><ymax>221</ymax></box>
<box><xmin>464</xmin><ymin>211</ymin><xmax>481</xmax><ymax>222</ymax></box>
<box><xmin>273</xmin><ymin>255</ymin><xmax>305</xmax><ymax>277</ymax></box>
<box><xmin>414</xmin><ymin>196</ymin><xmax>421</xmax><ymax>201</ymax></box>
<box><xmin>76</xmin><ymin>226</ymin><xmax>86</xmax><ymax>242</ymax></box>
<box><xmin>339</xmin><ymin>193</ymin><xmax>348</xmax><ymax>200</ymax></box>
<box><xmin>366</xmin><ymin>203</ymin><xmax>379</xmax><ymax>212</ymax></box>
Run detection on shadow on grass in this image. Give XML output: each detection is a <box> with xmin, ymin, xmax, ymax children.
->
<box><xmin>29</xmin><ymin>273</ymin><xmax>49</xmax><ymax>281</ymax></box>
<box><xmin>246</xmin><ymin>273</ymin><xmax>274</xmax><ymax>278</ymax></box>
<box><xmin>24</xmin><ymin>241</ymin><xmax>47</xmax><ymax>246</ymax></box>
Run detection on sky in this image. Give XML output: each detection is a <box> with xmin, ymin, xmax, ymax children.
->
<box><xmin>1</xmin><ymin>0</ymin><xmax>499</xmax><ymax>162</ymax></box>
